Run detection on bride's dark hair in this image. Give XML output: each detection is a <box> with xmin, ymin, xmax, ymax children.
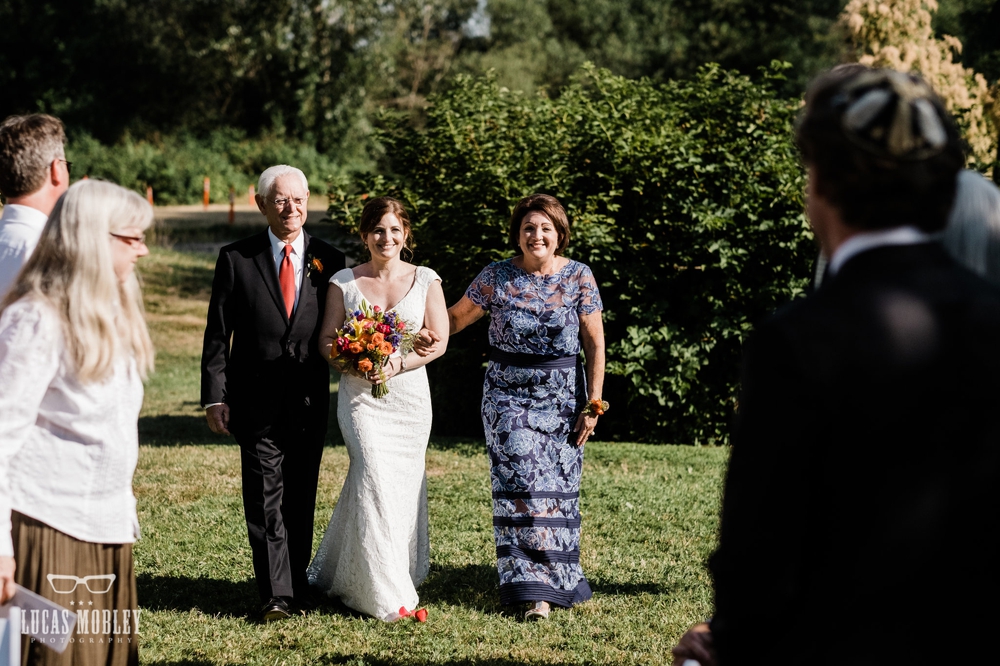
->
<box><xmin>358</xmin><ymin>196</ymin><xmax>413</xmax><ymax>261</ymax></box>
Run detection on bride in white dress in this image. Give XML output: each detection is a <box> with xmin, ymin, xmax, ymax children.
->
<box><xmin>308</xmin><ymin>197</ymin><xmax>449</xmax><ymax>620</ymax></box>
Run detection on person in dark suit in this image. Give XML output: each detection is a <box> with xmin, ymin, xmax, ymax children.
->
<box><xmin>673</xmin><ymin>69</ymin><xmax>1000</xmax><ymax>665</ymax></box>
<box><xmin>201</xmin><ymin>164</ymin><xmax>345</xmax><ymax>621</ymax></box>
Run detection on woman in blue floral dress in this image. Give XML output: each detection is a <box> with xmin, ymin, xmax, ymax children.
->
<box><xmin>437</xmin><ymin>194</ymin><xmax>606</xmax><ymax>620</ymax></box>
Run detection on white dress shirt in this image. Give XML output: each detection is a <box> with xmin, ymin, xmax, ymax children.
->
<box><xmin>0</xmin><ymin>204</ymin><xmax>48</xmax><ymax>299</ymax></box>
<box><xmin>828</xmin><ymin>225</ymin><xmax>933</xmax><ymax>277</ymax></box>
<box><xmin>0</xmin><ymin>298</ymin><xmax>143</xmax><ymax>556</ymax></box>
<box><xmin>267</xmin><ymin>227</ymin><xmax>305</xmax><ymax>313</ymax></box>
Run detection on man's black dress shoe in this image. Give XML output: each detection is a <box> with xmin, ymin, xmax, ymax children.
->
<box><xmin>261</xmin><ymin>596</ymin><xmax>294</xmax><ymax>622</ymax></box>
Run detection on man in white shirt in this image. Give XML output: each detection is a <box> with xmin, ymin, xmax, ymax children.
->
<box><xmin>0</xmin><ymin>114</ymin><xmax>69</xmax><ymax>605</ymax></box>
<box><xmin>0</xmin><ymin>114</ymin><xmax>70</xmax><ymax>299</ymax></box>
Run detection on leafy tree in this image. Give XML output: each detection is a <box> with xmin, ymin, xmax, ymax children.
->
<box><xmin>935</xmin><ymin>0</ymin><xmax>1000</xmax><ymax>84</ymax></box>
<box><xmin>0</xmin><ymin>0</ymin><xmax>482</xmax><ymax>182</ymax></box>
<box><xmin>456</xmin><ymin>0</ymin><xmax>846</xmax><ymax>97</ymax></box>
<box><xmin>841</xmin><ymin>0</ymin><xmax>999</xmax><ymax>176</ymax></box>
<box><xmin>327</xmin><ymin>64</ymin><xmax>813</xmax><ymax>444</ymax></box>
<box><xmin>453</xmin><ymin>0</ymin><xmax>587</xmax><ymax>95</ymax></box>
<box><xmin>0</xmin><ymin>0</ymin><xmax>854</xmax><ymax>178</ymax></box>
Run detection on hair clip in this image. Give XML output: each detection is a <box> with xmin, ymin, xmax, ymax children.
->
<box><xmin>838</xmin><ymin>69</ymin><xmax>948</xmax><ymax>160</ymax></box>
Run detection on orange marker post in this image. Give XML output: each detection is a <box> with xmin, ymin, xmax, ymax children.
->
<box><xmin>248</xmin><ymin>184</ymin><xmax>255</xmax><ymax>207</ymax></box>
<box><xmin>228</xmin><ymin>186</ymin><xmax>236</xmax><ymax>224</ymax></box>
<box><xmin>146</xmin><ymin>186</ymin><xmax>153</xmax><ymax>206</ymax></box>
<box><xmin>203</xmin><ymin>177</ymin><xmax>210</xmax><ymax>210</ymax></box>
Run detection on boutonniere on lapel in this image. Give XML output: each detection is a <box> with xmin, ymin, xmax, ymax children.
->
<box><xmin>306</xmin><ymin>254</ymin><xmax>324</xmax><ymax>278</ymax></box>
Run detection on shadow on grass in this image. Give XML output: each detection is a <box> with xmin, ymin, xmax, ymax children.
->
<box><xmin>138</xmin><ymin>419</ymin><xmax>466</xmax><ymax>450</ymax></box>
<box><xmin>589</xmin><ymin>578</ymin><xmax>671</xmax><ymax>596</ymax></box>
<box><xmin>144</xmin><ymin>257</ymin><xmax>217</xmax><ymax>300</ymax></box>
<box><xmin>427</xmin><ymin>436</ymin><xmax>486</xmax><ymax>457</ymax></box>
<box><xmin>138</xmin><ymin>574</ymin><xmax>258</xmax><ymax>618</ymax></box>
<box><xmin>152</xmin><ymin>223</ymin><xmax>261</xmax><ymax>246</ymax></box>
<box><xmin>145</xmin><ymin>662</ymin><xmax>240</xmax><ymax>666</ymax></box>
<box><xmin>139</xmin><ymin>394</ymin><xmax>344</xmax><ymax>447</ymax></box>
<box><xmin>418</xmin><ymin>563</ymin><xmax>503</xmax><ymax>613</ymax></box>
<box><xmin>313</xmin><ymin>657</ymin><xmax>601</xmax><ymax>666</ymax></box>
<box><xmin>154</xmin><ymin>222</ymin><xmax>340</xmax><ymax>247</ymax></box>
<box><xmin>139</xmin><ymin>415</ymin><xmax>222</xmax><ymax>446</ymax></box>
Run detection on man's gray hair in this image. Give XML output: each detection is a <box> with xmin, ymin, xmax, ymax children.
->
<box><xmin>942</xmin><ymin>169</ymin><xmax>1000</xmax><ymax>286</ymax></box>
<box><xmin>0</xmin><ymin>114</ymin><xmax>66</xmax><ymax>199</ymax></box>
<box><xmin>257</xmin><ymin>165</ymin><xmax>309</xmax><ymax>200</ymax></box>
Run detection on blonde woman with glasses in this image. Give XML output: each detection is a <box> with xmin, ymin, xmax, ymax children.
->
<box><xmin>0</xmin><ymin>179</ymin><xmax>153</xmax><ymax>666</ymax></box>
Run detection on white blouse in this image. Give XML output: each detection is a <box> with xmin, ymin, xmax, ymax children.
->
<box><xmin>0</xmin><ymin>297</ymin><xmax>143</xmax><ymax>556</ymax></box>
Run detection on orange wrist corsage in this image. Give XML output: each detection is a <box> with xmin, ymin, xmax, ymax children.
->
<box><xmin>582</xmin><ymin>399</ymin><xmax>609</xmax><ymax>417</ymax></box>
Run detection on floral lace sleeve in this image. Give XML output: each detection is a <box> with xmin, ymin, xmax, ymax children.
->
<box><xmin>575</xmin><ymin>263</ymin><xmax>603</xmax><ymax>315</ymax></box>
<box><xmin>464</xmin><ymin>263</ymin><xmax>497</xmax><ymax>311</ymax></box>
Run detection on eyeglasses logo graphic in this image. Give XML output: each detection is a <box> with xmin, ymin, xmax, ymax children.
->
<box><xmin>46</xmin><ymin>573</ymin><xmax>116</xmax><ymax>594</ymax></box>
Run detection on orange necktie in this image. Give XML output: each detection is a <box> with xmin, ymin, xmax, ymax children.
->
<box><xmin>279</xmin><ymin>244</ymin><xmax>295</xmax><ymax>318</ymax></box>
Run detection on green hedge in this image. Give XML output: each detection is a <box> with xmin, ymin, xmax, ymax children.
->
<box><xmin>67</xmin><ymin>128</ymin><xmax>344</xmax><ymax>205</ymax></box>
<box><xmin>327</xmin><ymin>63</ymin><xmax>814</xmax><ymax>444</ymax></box>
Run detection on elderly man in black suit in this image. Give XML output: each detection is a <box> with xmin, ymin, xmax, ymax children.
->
<box><xmin>201</xmin><ymin>164</ymin><xmax>345</xmax><ymax>621</ymax></box>
<box><xmin>673</xmin><ymin>69</ymin><xmax>1000</xmax><ymax>666</ymax></box>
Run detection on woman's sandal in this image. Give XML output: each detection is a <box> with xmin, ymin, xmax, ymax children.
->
<box><xmin>524</xmin><ymin>601</ymin><xmax>550</xmax><ymax>621</ymax></box>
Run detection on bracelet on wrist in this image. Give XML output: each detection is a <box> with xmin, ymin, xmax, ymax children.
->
<box><xmin>399</xmin><ymin>354</ymin><xmax>407</xmax><ymax>373</ymax></box>
<box><xmin>582</xmin><ymin>399</ymin><xmax>609</xmax><ymax>417</ymax></box>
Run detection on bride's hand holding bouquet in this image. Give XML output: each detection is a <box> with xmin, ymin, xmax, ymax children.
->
<box><xmin>330</xmin><ymin>299</ymin><xmax>413</xmax><ymax>398</ymax></box>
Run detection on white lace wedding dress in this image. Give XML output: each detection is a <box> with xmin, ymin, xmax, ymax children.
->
<box><xmin>307</xmin><ymin>266</ymin><xmax>439</xmax><ymax>620</ymax></box>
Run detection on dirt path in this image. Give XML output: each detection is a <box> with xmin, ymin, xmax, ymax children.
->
<box><xmin>153</xmin><ymin>202</ymin><xmax>330</xmax><ymax>228</ymax></box>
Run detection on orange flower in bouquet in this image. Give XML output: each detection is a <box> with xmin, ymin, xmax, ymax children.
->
<box><xmin>330</xmin><ymin>299</ymin><xmax>414</xmax><ymax>398</ymax></box>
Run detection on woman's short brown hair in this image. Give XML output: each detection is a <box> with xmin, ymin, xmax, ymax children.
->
<box><xmin>359</xmin><ymin>196</ymin><xmax>413</xmax><ymax>258</ymax></box>
<box><xmin>796</xmin><ymin>68</ymin><xmax>964</xmax><ymax>233</ymax></box>
<box><xmin>508</xmin><ymin>194</ymin><xmax>571</xmax><ymax>255</ymax></box>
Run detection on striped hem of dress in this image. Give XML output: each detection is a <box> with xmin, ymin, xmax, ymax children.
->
<box><xmin>492</xmin><ymin>490</ymin><xmax>579</xmax><ymax>500</ymax></box>
<box><xmin>493</xmin><ymin>516</ymin><xmax>581</xmax><ymax>528</ymax></box>
<box><xmin>496</xmin><ymin>544</ymin><xmax>580</xmax><ymax>564</ymax></box>
<box><xmin>498</xmin><ymin>579</ymin><xmax>593</xmax><ymax>608</ymax></box>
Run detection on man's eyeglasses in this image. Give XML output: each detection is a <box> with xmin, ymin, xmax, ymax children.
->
<box><xmin>54</xmin><ymin>158</ymin><xmax>72</xmax><ymax>176</ymax></box>
<box><xmin>110</xmin><ymin>232</ymin><xmax>147</xmax><ymax>247</ymax></box>
<box><xmin>269</xmin><ymin>196</ymin><xmax>308</xmax><ymax>209</ymax></box>
<box><xmin>47</xmin><ymin>573</ymin><xmax>117</xmax><ymax>594</ymax></box>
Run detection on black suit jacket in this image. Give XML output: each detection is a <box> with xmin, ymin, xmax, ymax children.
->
<box><xmin>710</xmin><ymin>242</ymin><xmax>1000</xmax><ymax>665</ymax></box>
<box><xmin>200</xmin><ymin>230</ymin><xmax>346</xmax><ymax>436</ymax></box>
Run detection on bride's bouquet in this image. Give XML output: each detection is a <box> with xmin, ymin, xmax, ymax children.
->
<box><xmin>330</xmin><ymin>299</ymin><xmax>413</xmax><ymax>399</ymax></box>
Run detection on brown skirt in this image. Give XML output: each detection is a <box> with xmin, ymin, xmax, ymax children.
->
<box><xmin>11</xmin><ymin>511</ymin><xmax>138</xmax><ymax>666</ymax></box>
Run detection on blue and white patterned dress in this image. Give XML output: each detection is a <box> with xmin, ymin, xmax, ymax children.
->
<box><xmin>465</xmin><ymin>258</ymin><xmax>603</xmax><ymax>607</ymax></box>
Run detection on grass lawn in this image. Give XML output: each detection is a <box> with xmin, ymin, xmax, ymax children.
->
<box><xmin>135</xmin><ymin>245</ymin><xmax>728</xmax><ymax>665</ymax></box>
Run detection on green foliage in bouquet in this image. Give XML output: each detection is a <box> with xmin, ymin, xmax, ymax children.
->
<box><xmin>327</xmin><ymin>62</ymin><xmax>814</xmax><ymax>444</ymax></box>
